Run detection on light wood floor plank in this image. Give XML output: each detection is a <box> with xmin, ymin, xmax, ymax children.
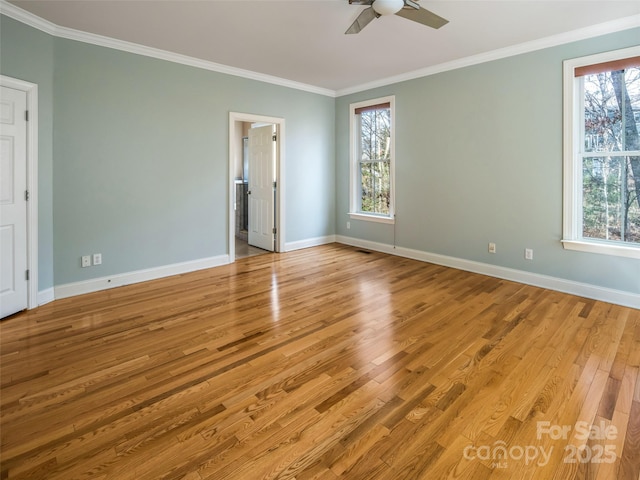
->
<box><xmin>1</xmin><ymin>244</ymin><xmax>638</xmax><ymax>479</ymax></box>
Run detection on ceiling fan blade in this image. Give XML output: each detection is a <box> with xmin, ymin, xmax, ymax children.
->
<box><xmin>395</xmin><ymin>5</ymin><xmax>449</xmax><ymax>29</ymax></box>
<box><xmin>345</xmin><ymin>7</ymin><xmax>380</xmax><ymax>34</ymax></box>
<box><xmin>348</xmin><ymin>0</ymin><xmax>374</xmax><ymax>4</ymax></box>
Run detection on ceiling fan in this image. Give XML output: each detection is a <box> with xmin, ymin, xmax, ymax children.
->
<box><xmin>346</xmin><ymin>0</ymin><xmax>449</xmax><ymax>34</ymax></box>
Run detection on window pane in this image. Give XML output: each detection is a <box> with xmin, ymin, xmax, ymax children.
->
<box><xmin>360</xmin><ymin>108</ymin><xmax>391</xmax><ymax>162</ymax></box>
<box><xmin>583</xmin><ymin>67</ymin><xmax>640</xmax><ymax>153</ymax></box>
<box><xmin>360</xmin><ymin>160</ymin><xmax>390</xmax><ymax>215</ymax></box>
<box><xmin>358</xmin><ymin>105</ymin><xmax>391</xmax><ymax>215</ymax></box>
<box><xmin>563</xmin><ymin>50</ymin><xmax>640</xmax><ymax>257</ymax></box>
<box><xmin>582</xmin><ymin>156</ymin><xmax>640</xmax><ymax>243</ymax></box>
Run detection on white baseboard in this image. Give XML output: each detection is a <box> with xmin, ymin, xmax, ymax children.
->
<box><xmin>54</xmin><ymin>255</ymin><xmax>230</xmax><ymax>300</ymax></box>
<box><xmin>336</xmin><ymin>235</ymin><xmax>640</xmax><ymax>309</ymax></box>
<box><xmin>38</xmin><ymin>238</ymin><xmax>640</xmax><ymax>309</ymax></box>
<box><xmin>284</xmin><ymin>235</ymin><xmax>336</xmax><ymax>252</ymax></box>
<box><xmin>37</xmin><ymin>287</ymin><xmax>55</xmax><ymax>306</ymax></box>
<box><xmin>44</xmin><ymin>233</ymin><xmax>337</xmax><ymax>303</ymax></box>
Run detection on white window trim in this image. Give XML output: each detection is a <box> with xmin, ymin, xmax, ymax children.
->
<box><xmin>562</xmin><ymin>46</ymin><xmax>640</xmax><ymax>260</ymax></box>
<box><xmin>349</xmin><ymin>95</ymin><xmax>396</xmax><ymax>224</ymax></box>
<box><xmin>349</xmin><ymin>212</ymin><xmax>396</xmax><ymax>224</ymax></box>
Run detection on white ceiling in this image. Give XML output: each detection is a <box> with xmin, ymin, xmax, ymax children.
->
<box><xmin>6</xmin><ymin>0</ymin><xmax>640</xmax><ymax>94</ymax></box>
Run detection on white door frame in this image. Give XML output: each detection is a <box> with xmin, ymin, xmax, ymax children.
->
<box><xmin>0</xmin><ymin>75</ymin><xmax>38</xmax><ymax>309</ymax></box>
<box><xmin>228</xmin><ymin>112</ymin><xmax>285</xmax><ymax>262</ymax></box>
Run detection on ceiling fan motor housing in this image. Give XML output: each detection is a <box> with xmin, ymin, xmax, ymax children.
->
<box><xmin>372</xmin><ymin>0</ymin><xmax>404</xmax><ymax>16</ymax></box>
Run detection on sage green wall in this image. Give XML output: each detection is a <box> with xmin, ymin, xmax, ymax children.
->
<box><xmin>1</xmin><ymin>15</ymin><xmax>335</xmax><ymax>287</ymax></box>
<box><xmin>336</xmin><ymin>28</ymin><xmax>640</xmax><ymax>294</ymax></box>
<box><xmin>0</xmin><ymin>16</ymin><xmax>54</xmax><ymax>293</ymax></box>
<box><xmin>52</xmin><ymin>39</ymin><xmax>335</xmax><ymax>285</ymax></box>
<box><xmin>2</xmin><ymin>12</ymin><xmax>638</xmax><ymax>297</ymax></box>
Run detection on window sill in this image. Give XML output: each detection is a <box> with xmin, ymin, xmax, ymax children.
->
<box><xmin>349</xmin><ymin>212</ymin><xmax>395</xmax><ymax>225</ymax></box>
<box><xmin>561</xmin><ymin>239</ymin><xmax>640</xmax><ymax>260</ymax></box>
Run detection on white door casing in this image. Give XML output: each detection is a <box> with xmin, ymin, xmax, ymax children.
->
<box><xmin>0</xmin><ymin>86</ymin><xmax>28</xmax><ymax>318</ymax></box>
<box><xmin>228</xmin><ymin>112</ymin><xmax>284</xmax><ymax>262</ymax></box>
<box><xmin>248</xmin><ymin>124</ymin><xmax>276</xmax><ymax>252</ymax></box>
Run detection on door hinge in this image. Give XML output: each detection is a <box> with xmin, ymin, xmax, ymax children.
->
<box><xmin>25</xmin><ymin>270</ymin><xmax>29</xmax><ymax>281</ymax></box>
<box><xmin>272</xmin><ymin>133</ymin><xmax>277</xmax><ymax>142</ymax></box>
<box><xmin>273</xmin><ymin>181</ymin><xmax>277</xmax><ymax>189</ymax></box>
<box><xmin>272</xmin><ymin>227</ymin><xmax>277</xmax><ymax>235</ymax></box>
<box><xmin>25</xmin><ymin>110</ymin><xmax>29</xmax><ymax>122</ymax></box>
<box><xmin>25</xmin><ymin>190</ymin><xmax>29</xmax><ymax>201</ymax></box>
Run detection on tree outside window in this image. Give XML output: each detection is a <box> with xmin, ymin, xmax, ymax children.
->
<box><xmin>350</xmin><ymin>96</ymin><xmax>395</xmax><ymax>223</ymax></box>
<box><xmin>563</xmin><ymin>48</ymin><xmax>640</xmax><ymax>259</ymax></box>
<box><xmin>582</xmin><ymin>65</ymin><xmax>640</xmax><ymax>243</ymax></box>
<box><xmin>358</xmin><ymin>106</ymin><xmax>391</xmax><ymax>215</ymax></box>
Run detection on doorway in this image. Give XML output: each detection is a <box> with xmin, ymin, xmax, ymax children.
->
<box><xmin>229</xmin><ymin>113</ymin><xmax>285</xmax><ymax>262</ymax></box>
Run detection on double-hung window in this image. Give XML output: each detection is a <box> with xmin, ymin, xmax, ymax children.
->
<box><xmin>562</xmin><ymin>47</ymin><xmax>640</xmax><ymax>259</ymax></box>
<box><xmin>349</xmin><ymin>96</ymin><xmax>395</xmax><ymax>224</ymax></box>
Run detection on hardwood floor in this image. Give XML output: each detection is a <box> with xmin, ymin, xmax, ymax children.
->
<box><xmin>1</xmin><ymin>244</ymin><xmax>639</xmax><ymax>480</ymax></box>
<box><xmin>235</xmin><ymin>237</ymin><xmax>269</xmax><ymax>259</ymax></box>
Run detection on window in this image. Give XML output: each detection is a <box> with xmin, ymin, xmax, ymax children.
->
<box><xmin>562</xmin><ymin>47</ymin><xmax>640</xmax><ymax>259</ymax></box>
<box><xmin>349</xmin><ymin>96</ymin><xmax>395</xmax><ymax>223</ymax></box>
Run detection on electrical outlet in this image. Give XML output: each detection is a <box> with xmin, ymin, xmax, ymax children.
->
<box><xmin>347</xmin><ymin>222</ymin><xmax>351</xmax><ymax>230</ymax></box>
<box><xmin>81</xmin><ymin>255</ymin><xmax>91</xmax><ymax>268</ymax></box>
<box><xmin>488</xmin><ymin>242</ymin><xmax>496</xmax><ymax>254</ymax></box>
<box><xmin>93</xmin><ymin>253</ymin><xmax>102</xmax><ymax>265</ymax></box>
<box><xmin>525</xmin><ymin>248</ymin><xmax>533</xmax><ymax>260</ymax></box>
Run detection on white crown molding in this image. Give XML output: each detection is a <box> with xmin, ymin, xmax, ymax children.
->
<box><xmin>2</xmin><ymin>0</ymin><xmax>638</xmax><ymax>99</ymax></box>
<box><xmin>0</xmin><ymin>0</ymin><xmax>336</xmax><ymax>98</ymax></box>
<box><xmin>336</xmin><ymin>14</ymin><xmax>640</xmax><ymax>97</ymax></box>
<box><xmin>53</xmin><ymin>25</ymin><xmax>337</xmax><ymax>97</ymax></box>
<box><xmin>336</xmin><ymin>235</ymin><xmax>640</xmax><ymax>309</ymax></box>
<box><xmin>0</xmin><ymin>0</ymin><xmax>57</xmax><ymax>34</ymax></box>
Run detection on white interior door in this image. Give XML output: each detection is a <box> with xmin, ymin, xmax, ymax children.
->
<box><xmin>0</xmin><ymin>86</ymin><xmax>28</xmax><ymax>318</ymax></box>
<box><xmin>248</xmin><ymin>124</ymin><xmax>275</xmax><ymax>252</ymax></box>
